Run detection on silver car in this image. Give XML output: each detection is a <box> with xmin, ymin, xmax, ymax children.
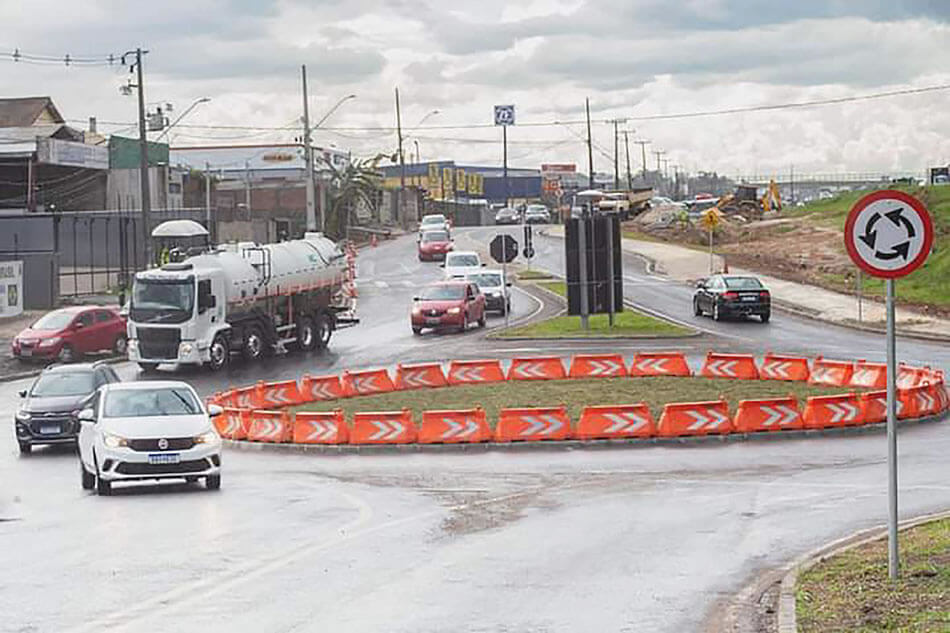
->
<box><xmin>466</xmin><ymin>269</ymin><xmax>511</xmax><ymax>314</ymax></box>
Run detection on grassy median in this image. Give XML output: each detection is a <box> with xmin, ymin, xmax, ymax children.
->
<box><xmin>797</xmin><ymin>517</ymin><xmax>950</xmax><ymax>632</ymax></box>
<box><xmin>294</xmin><ymin>376</ymin><xmax>854</xmax><ymax>424</ymax></box>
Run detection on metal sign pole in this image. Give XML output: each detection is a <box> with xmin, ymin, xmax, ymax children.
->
<box><xmin>578</xmin><ymin>213</ymin><xmax>590</xmax><ymax>331</ymax></box>
<box><xmin>606</xmin><ymin>215</ymin><xmax>615</xmax><ymax>327</ymax></box>
<box><xmin>886</xmin><ymin>278</ymin><xmax>898</xmax><ymax>579</ymax></box>
<box><xmin>503</xmin><ymin>258</ymin><xmax>509</xmax><ymax>331</ymax></box>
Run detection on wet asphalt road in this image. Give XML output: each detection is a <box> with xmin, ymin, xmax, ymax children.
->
<box><xmin>2</xmin><ymin>226</ymin><xmax>949</xmax><ymax>633</ymax></box>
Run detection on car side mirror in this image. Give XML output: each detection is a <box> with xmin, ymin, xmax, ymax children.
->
<box><xmin>18</xmin><ymin>389</ymin><xmax>26</xmax><ymax>398</ymax></box>
<box><xmin>506</xmin><ymin>282</ymin><xmax>513</xmax><ymax>287</ymax></box>
<box><xmin>207</xmin><ymin>404</ymin><xmax>224</xmax><ymax>418</ymax></box>
<box><xmin>78</xmin><ymin>408</ymin><xmax>95</xmax><ymax>423</ymax></box>
<box><xmin>439</xmin><ymin>263</ymin><xmax>445</xmax><ymax>268</ymax></box>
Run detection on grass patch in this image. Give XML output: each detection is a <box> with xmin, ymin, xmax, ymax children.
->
<box><xmin>517</xmin><ymin>269</ymin><xmax>554</xmax><ymax>280</ymax></box>
<box><xmin>295</xmin><ymin>376</ymin><xmax>854</xmax><ymax>424</ymax></box>
<box><xmin>536</xmin><ymin>280</ymin><xmax>566</xmax><ymax>297</ymax></box>
<box><xmin>498</xmin><ymin>309</ymin><xmax>692</xmax><ymax>338</ymax></box>
<box><xmin>797</xmin><ymin>517</ymin><xmax>950</xmax><ymax>632</ymax></box>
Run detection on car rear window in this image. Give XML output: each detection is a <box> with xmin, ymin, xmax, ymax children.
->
<box><xmin>447</xmin><ymin>254</ymin><xmax>478</xmax><ymax>267</ymax></box>
<box><xmin>31</xmin><ymin>372</ymin><xmax>94</xmax><ymax>397</ymax></box>
<box><xmin>467</xmin><ymin>273</ymin><xmax>501</xmax><ymax>287</ymax></box>
<box><xmin>420</xmin><ymin>285</ymin><xmax>465</xmax><ymax>300</ymax></box>
<box><xmin>724</xmin><ymin>277</ymin><xmax>764</xmax><ymax>290</ymax></box>
<box><xmin>422</xmin><ymin>231</ymin><xmax>448</xmax><ymax>242</ymax></box>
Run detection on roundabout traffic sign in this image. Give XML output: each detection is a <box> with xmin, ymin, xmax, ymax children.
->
<box><xmin>844</xmin><ymin>189</ymin><xmax>933</xmax><ymax>278</ymax></box>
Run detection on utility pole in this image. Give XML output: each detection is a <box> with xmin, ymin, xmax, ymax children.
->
<box><xmin>652</xmin><ymin>150</ymin><xmax>665</xmax><ymax>191</ymax></box>
<box><xmin>607</xmin><ymin>118</ymin><xmax>627</xmax><ymax>190</ymax></box>
<box><xmin>127</xmin><ymin>48</ymin><xmax>152</xmax><ymax>268</ymax></box>
<box><xmin>623</xmin><ymin>131</ymin><xmax>633</xmax><ymax>190</ymax></box>
<box><xmin>244</xmin><ymin>161</ymin><xmax>251</xmax><ymax>220</ymax></box>
<box><xmin>395</xmin><ymin>87</ymin><xmax>405</xmax><ymax>224</ymax></box>
<box><xmin>205</xmin><ymin>161</ymin><xmax>212</xmax><ymax>239</ymax></box>
<box><xmin>790</xmin><ymin>164</ymin><xmax>795</xmax><ymax>205</ymax></box>
<box><xmin>586</xmin><ymin>98</ymin><xmax>594</xmax><ymax>188</ymax></box>
<box><xmin>635</xmin><ymin>139</ymin><xmax>651</xmax><ymax>178</ymax></box>
<box><xmin>301</xmin><ymin>65</ymin><xmax>316</xmax><ymax>231</ymax></box>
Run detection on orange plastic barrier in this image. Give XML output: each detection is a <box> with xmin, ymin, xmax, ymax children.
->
<box><xmin>299</xmin><ymin>374</ymin><xmax>345</xmax><ymax>402</ymax></box>
<box><xmin>341</xmin><ymin>368</ymin><xmax>395</xmax><ymax>397</ymax></box>
<box><xmin>897</xmin><ymin>364</ymin><xmax>928</xmax><ymax>389</ymax></box>
<box><xmin>903</xmin><ymin>384</ymin><xmax>939</xmax><ymax>418</ymax></box>
<box><xmin>507</xmin><ymin>356</ymin><xmax>567</xmax><ymax>381</ymax></box>
<box><xmin>849</xmin><ymin>361</ymin><xmax>887</xmax><ymax>389</ymax></box>
<box><xmin>934</xmin><ymin>383</ymin><xmax>950</xmax><ymax>413</ymax></box>
<box><xmin>759</xmin><ymin>353</ymin><xmax>810</xmax><ymax>381</ymax></box>
<box><xmin>254</xmin><ymin>379</ymin><xmax>304</xmax><ymax>409</ymax></box>
<box><xmin>214</xmin><ymin>408</ymin><xmax>249</xmax><ymax>440</ymax></box>
<box><xmin>350</xmin><ymin>409</ymin><xmax>416</xmax><ymax>444</ymax></box>
<box><xmin>700</xmin><ymin>352</ymin><xmax>759</xmax><ymax>380</ymax></box>
<box><xmin>495</xmin><ymin>406</ymin><xmax>571</xmax><ymax>442</ymax></box>
<box><xmin>733</xmin><ymin>397</ymin><xmax>803</xmax><ymax>432</ymax></box>
<box><xmin>446</xmin><ymin>359</ymin><xmax>506</xmax><ymax>385</ymax></box>
<box><xmin>809</xmin><ymin>357</ymin><xmax>855</xmax><ymax>387</ymax></box>
<box><xmin>568</xmin><ymin>353</ymin><xmax>627</xmax><ymax>379</ymax></box>
<box><xmin>657</xmin><ymin>400</ymin><xmax>732</xmax><ymax>437</ymax></box>
<box><xmin>629</xmin><ymin>351</ymin><xmax>691</xmax><ymax>377</ymax></box>
<box><xmin>293</xmin><ymin>411</ymin><xmax>349</xmax><ymax>444</ymax></box>
<box><xmin>231</xmin><ymin>385</ymin><xmax>257</xmax><ymax>410</ymax></box>
<box><xmin>802</xmin><ymin>393</ymin><xmax>863</xmax><ymax>429</ymax></box>
<box><xmin>246</xmin><ymin>410</ymin><xmax>293</xmax><ymax>443</ymax></box>
<box><xmin>575</xmin><ymin>404</ymin><xmax>655</xmax><ymax>440</ymax></box>
<box><xmin>394</xmin><ymin>362</ymin><xmax>447</xmax><ymax>391</ymax></box>
<box><xmin>860</xmin><ymin>390</ymin><xmax>891</xmax><ymax>424</ymax></box>
<box><xmin>417</xmin><ymin>408</ymin><xmax>492</xmax><ymax>444</ymax></box>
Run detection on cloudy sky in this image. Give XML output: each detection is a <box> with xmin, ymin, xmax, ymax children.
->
<box><xmin>2</xmin><ymin>0</ymin><xmax>950</xmax><ymax>177</ymax></box>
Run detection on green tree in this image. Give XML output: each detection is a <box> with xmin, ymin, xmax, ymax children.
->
<box><xmin>323</xmin><ymin>155</ymin><xmax>384</xmax><ymax>241</ymax></box>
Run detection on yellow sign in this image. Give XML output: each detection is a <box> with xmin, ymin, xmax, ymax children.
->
<box><xmin>467</xmin><ymin>173</ymin><xmax>477</xmax><ymax>194</ymax></box>
<box><xmin>701</xmin><ymin>208</ymin><xmax>722</xmax><ymax>231</ymax></box>
<box><xmin>428</xmin><ymin>163</ymin><xmax>439</xmax><ymax>189</ymax></box>
<box><xmin>456</xmin><ymin>169</ymin><xmax>466</xmax><ymax>193</ymax></box>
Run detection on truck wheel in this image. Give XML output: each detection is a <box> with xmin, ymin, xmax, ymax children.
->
<box><xmin>138</xmin><ymin>362</ymin><xmax>158</xmax><ymax>373</ymax></box>
<box><xmin>242</xmin><ymin>326</ymin><xmax>264</xmax><ymax>361</ymax></box>
<box><xmin>112</xmin><ymin>335</ymin><xmax>128</xmax><ymax>356</ymax></box>
<box><xmin>294</xmin><ymin>316</ymin><xmax>317</xmax><ymax>351</ymax></box>
<box><xmin>207</xmin><ymin>335</ymin><xmax>229</xmax><ymax>371</ymax></box>
<box><xmin>314</xmin><ymin>314</ymin><xmax>332</xmax><ymax>349</ymax></box>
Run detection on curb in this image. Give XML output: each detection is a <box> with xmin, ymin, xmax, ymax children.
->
<box><xmin>223</xmin><ymin>412</ymin><xmax>946</xmax><ymax>457</ymax></box>
<box><xmin>775</xmin><ymin>507</ymin><xmax>950</xmax><ymax>633</ymax></box>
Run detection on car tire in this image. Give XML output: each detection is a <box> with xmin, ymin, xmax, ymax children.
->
<box><xmin>207</xmin><ymin>334</ymin><xmax>229</xmax><ymax>371</ymax></box>
<box><xmin>58</xmin><ymin>344</ymin><xmax>77</xmax><ymax>363</ymax></box>
<box><xmin>206</xmin><ymin>474</ymin><xmax>221</xmax><ymax>490</ymax></box>
<box><xmin>112</xmin><ymin>334</ymin><xmax>128</xmax><ymax>356</ymax></box>
<box><xmin>713</xmin><ymin>303</ymin><xmax>721</xmax><ymax>321</ymax></box>
<box><xmin>314</xmin><ymin>313</ymin><xmax>332</xmax><ymax>349</ymax></box>
<box><xmin>412</xmin><ymin>327</ymin><xmax>423</xmax><ymax>335</ymax></box>
<box><xmin>761</xmin><ymin>311</ymin><xmax>771</xmax><ymax>323</ymax></box>
<box><xmin>18</xmin><ymin>441</ymin><xmax>31</xmax><ymax>455</ymax></box>
<box><xmin>478</xmin><ymin>312</ymin><xmax>486</xmax><ymax>328</ymax></box>
<box><xmin>294</xmin><ymin>316</ymin><xmax>317</xmax><ymax>352</ymax></box>
<box><xmin>96</xmin><ymin>472</ymin><xmax>112</xmax><ymax>496</ymax></box>
<box><xmin>242</xmin><ymin>326</ymin><xmax>265</xmax><ymax>361</ymax></box>
<box><xmin>138</xmin><ymin>362</ymin><xmax>158</xmax><ymax>373</ymax></box>
<box><xmin>693</xmin><ymin>299</ymin><xmax>703</xmax><ymax>317</ymax></box>
<box><xmin>81</xmin><ymin>462</ymin><xmax>95</xmax><ymax>490</ymax></box>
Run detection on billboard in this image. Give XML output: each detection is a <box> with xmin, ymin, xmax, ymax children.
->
<box><xmin>38</xmin><ymin>138</ymin><xmax>109</xmax><ymax>170</ymax></box>
<box><xmin>0</xmin><ymin>260</ymin><xmax>23</xmax><ymax>317</ymax></box>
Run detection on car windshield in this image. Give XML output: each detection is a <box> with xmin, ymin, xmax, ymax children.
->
<box><xmin>420</xmin><ymin>285</ymin><xmax>465</xmax><ymax>300</ymax></box>
<box><xmin>30</xmin><ymin>372</ymin><xmax>93</xmax><ymax>397</ymax></box>
<box><xmin>724</xmin><ymin>277</ymin><xmax>764</xmax><ymax>290</ymax></box>
<box><xmin>103</xmin><ymin>387</ymin><xmax>202</xmax><ymax>418</ymax></box>
<box><xmin>467</xmin><ymin>273</ymin><xmax>502</xmax><ymax>287</ymax></box>
<box><xmin>421</xmin><ymin>215</ymin><xmax>445</xmax><ymax>225</ymax></box>
<box><xmin>131</xmin><ymin>278</ymin><xmax>195</xmax><ymax>324</ymax></box>
<box><xmin>446</xmin><ymin>254</ymin><xmax>479</xmax><ymax>267</ymax></box>
<box><xmin>422</xmin><ymin>231</ymin><xmax>449</xmax><ymax>242</ymax></box>
<box><xmin>31</xmin><ymin>310</ymin><xmax>74</xmax><ymax>331</ymax></box>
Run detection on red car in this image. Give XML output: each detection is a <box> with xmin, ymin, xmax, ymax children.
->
<box><xmin>418</xmin><ymin>229</ymin><xmax>454</xmax><ymax>261</ymax></box>
<box><xmin>12</xmin><ymin>305</ymin><xmax>128</xmax><ymax>363</ymax></box>
<box><xmin>411</xmin><ymin>281</ymin><xmax>486</xmax><ymax>334</ymax></box>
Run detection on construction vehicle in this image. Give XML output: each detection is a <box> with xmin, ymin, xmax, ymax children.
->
<box><xmin>715</xmin><ymin>180</ymin><xmax>782</xmax><ymax>217</ymax></box>
<box><xmin>127</xmin><ymin>220</ymin><xmax>357</xmax><ymax>372</ymax></box>
<box><xmin>597</xmin><ymin>187</ymin><xmax>654</xmax><ymax>219</ymax></box>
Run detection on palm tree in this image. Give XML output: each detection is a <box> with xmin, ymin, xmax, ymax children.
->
<box><xmin>322</xmin><ymin>155</ymin><xmax>385</xmax><ymax>240</ymax></box>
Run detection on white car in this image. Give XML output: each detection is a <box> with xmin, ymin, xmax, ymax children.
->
<box><xmin>442</xmin><ymin>250</ymin><xmax>484</xmax><ymax>279</ymax></box>
<box><xmin>466</xmin><ymin>269</ymin><xmax>511</xmax><ymax>314</ymax></box>
<box><xmin>78</xmin><ymin>381</ymin><xmax>223</xmax><ymax>495</ymax></box>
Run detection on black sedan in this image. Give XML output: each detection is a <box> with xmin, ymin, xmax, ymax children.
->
<box><xmin>693</xmin><ymin>275</ymin><xmax>771</xmax><ymax>322</ymax></box>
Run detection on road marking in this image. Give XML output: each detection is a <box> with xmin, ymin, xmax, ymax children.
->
<box><xmin>373</xmin><ymin>281</ymin><xmax>388</xmax><ymax>289</ymax></box>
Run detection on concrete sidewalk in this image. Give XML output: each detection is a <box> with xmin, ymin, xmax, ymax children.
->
<box><xmin>544</xmin><ymin>225</ymin><xmax>950</xmax><ymax>340</ymax></box>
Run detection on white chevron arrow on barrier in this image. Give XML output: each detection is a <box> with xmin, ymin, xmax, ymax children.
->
<box><xmin>826</xmin><ymin>402</ymin><xmax>859</xmax><ymax>423</ymax></box>
<box><xmin>762</xmin><ymin>360</ymin><xmax>791</xmax><ymax>379</ymax></box>
<box><xmin>223</xmin><ymin>414</ymin><xmax>242</xmax><ymax>435</ymax></box>
<box><xmin>265</xmin><ymin>386</ymin><xmax>294</xmax><ymax>406</ymax></box>
<box><xmin>369</xmin><ymin>419</ymin><xmax>405</xmax><ymax>440</ymax></box>
<box><xmin>634</xmin><ymin>358</ymin><xmax>669</xmax><ymax>373</ymax></box>
<box><xmin>236</xmin><ymin>392</ymin><xmax>254</xmax><ymax>408</ymax></box>
<box><xmin>401</xmin><ymin>369</ymin><xmax>434</xmax><ymax>388</ymax></box>
<box><xmin>450</xmin><ymin>366</ymin><xmax>485</xmax><ymax>382</ymax></box>
<box><xmin>440</xmin><ymin>418</ymin><xmax>480</xmax><ymax>439</ymax></box>
<box><xmin>873</xmin><ymin>397</ymin><xmax>903</xmax><ymax>415</ymax></box>
<box><xmin>255</xmin><ymin>419</ymin><xmax>280</xmax><ymax>439</ymax></box>
<box><xmin>603</xmin><ymin>412</ymin><xmax>648</xmax><ymax>434</ymax></box>
<box><xmin>513</xmin><ymin>362</ymin><xmax>550</xmax><ymax>378</ymax></box>
<box><xmin>916</xmin><ymin>391</ymin><xmax>935</xmax><ymax>412</ymax></box>
<box><xmin>307</xmin><ymin>381</ymin><xmax>338</xmax><ymax>400</ymax></box>
<box><xmin>707</xmin><ymin>359</ymin><xmax>738</xmax><ymax>377</ymax></box>
<box><xmin>686</xmin><ymin>408</ymin><xmax>730</xmax><ymax>431</ymax></box>
<box><xmin>350</xmin><ymin>375</ymin><xmax>379</xmax><ymax>393</ymax></box>
<box><xmin>760</xmin><ymin>405</ymin><xmax>799</xmax><ymax>427</ymax></box>
<box><xmin>304</xmin><ymin>420</ymin><xmax>337</xmax><ymax>441</ymax></box>
<box><xmin>587</xmin><ymin>359</ymin><xmax>623</xmax><ymax>376</ymax></box>
<box><xmin>519</xmin><ymin>414</ymin><xmax>563</xmax><ymax>436</ymax></box>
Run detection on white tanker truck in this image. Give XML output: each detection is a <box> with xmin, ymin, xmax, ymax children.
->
<box><xmin>127</xmin><ymin>220</ymin><xmax>357</xmax><ymax>371</ymax></box>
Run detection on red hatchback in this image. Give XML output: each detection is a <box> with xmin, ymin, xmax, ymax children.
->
<box><xmin>417</xmin><ymin>229</ymin><xmax>454</xmax><ymax>261</ymax></box>
<box><xmin>411</xmin><ymin>281</ymin><xmax>486</xmax><ymax>334</ymax></box>
<box><xmin>12</xmin><ymin>306</ymin><xmax>128</xmax><ymax>363</ymax></box>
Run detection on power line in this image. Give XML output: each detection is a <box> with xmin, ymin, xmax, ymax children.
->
<box><xmin>2</xmin><ymin>46</ymin><xmax>123</xmax><ymax>66</ymax></box>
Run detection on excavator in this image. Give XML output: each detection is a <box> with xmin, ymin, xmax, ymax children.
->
<box><xmin>715</xmin><ymin>180</ymin><xmax>782</xmax><ymax>217</ymax></box>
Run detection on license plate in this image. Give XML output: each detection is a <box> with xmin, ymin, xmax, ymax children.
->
<box><xmin>20</xmin><ymin>348</ymin><xmax>32</xmax><ymax>357</ymax></box>
<box><xmin>40</xmin><ymin>425</ymin><xmax>60</xmax><ymax>435</ymax></box>
<box><xmin>148</xmin><ymin>453</ymin><xmax>180</xmax><ymax>465</ymax></box>
<box><xmin>426</xmin><ymin>317</ymin><xmax>441</xmax><ymax>325</ymax></box>
<box><xmin>741</xmin><ymin>296</ymin><xmax>757</xmax><ymax>302</ymax></box>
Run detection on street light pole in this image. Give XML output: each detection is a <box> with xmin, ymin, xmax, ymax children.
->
<box><xmin>301</xmin><ymin>65</ymin><xmax>316</xmax><ymax>231</ymax></box>
<box><xmin>395</xmin><ymin>87</ymin><xmax>405</xmax><ymax>225</ymax></box>
<box><xmin>624</xmin><ymin>131</ymin><xmax>632</xmax><ymax>190</ymax></box>
<box><xmin>124</xmin><ymin>47</ymin><xmax>152</xmax><ymax>268</ymax></box>
<box><xmin>635</xmin><ymin>139</ymin><xmax>651</xmax><ymax>179</ymax></box>
<box><xmin>154</xmin><ymin>97</ymin><xmax>210</xmax><ymax>141</ymax></box>
<box><xmin>586</xmin><ymin>98</ymin><xmax>594</xmax><ymax>189</ymax></box>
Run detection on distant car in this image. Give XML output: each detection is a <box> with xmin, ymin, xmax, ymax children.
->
<box><xmin>411</xmin><ymin>281</ymin><xmax>486</xmax><ymax>334</ymax></box>
<box><xmin>14</xmin><ymin>362</ymin><xmax>121</xmax><ymax>454</ymax></box>
<box><xmin>465</xmin><ymin>269</ymin><xmax>511</xmax><ymax>314</ymax></box>
<box><xmin>418</xmin><ymin>229</ymin><xmax>453</xmax><ymax>261</ymax></box>
<box><xmin>494</xmin><ymin>207</ymin><xmax>521</xmax><ymax>225</ymax></box>
<box><xmin>442</xmin><ymin>250</ymin><xmax>484</xmax><ymax>279</ymax></box>
<box><xmin>12</xmin><ymin>306</ymin><xmax>127</xmax><ymax>363</ymax></box>
<box><xmin>693</xmin><ymin>274</ymin><xmax>771</xmax><ymax>322</ymax></box>
<box><xmin>524</xmin><ymin>204</ymin><xmax>551</xmax><ymax>224</ymax></box>
<box><xmin>77</xmin><ymin>381</ymin><xmax>223</xmax><ymax>495</ymax></box>
<box><xmin>418</xmin><ymin>213</ymin><xmax>451</xmax><ymax>238</ymax></box>
<box><xmin>650</xmin><ymin>196</ymin><xmax>687</xmax><ymax>212</ymax></box>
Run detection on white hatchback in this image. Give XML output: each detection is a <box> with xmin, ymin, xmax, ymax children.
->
<box><xmin>442</xmin><ymin>250</ymin><xmax>484</xmax><ymax>279</ymax></box>
<box><xmin>78</xmin><ymin>381</ymin><xmax>223</xmax><ymax>495</ymax></box>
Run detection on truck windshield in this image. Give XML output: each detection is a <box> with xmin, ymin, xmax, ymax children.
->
<box><xmin>131</xmin><ymin>278</ymin><xmax>195</xmax><ymax>324</ymax></box>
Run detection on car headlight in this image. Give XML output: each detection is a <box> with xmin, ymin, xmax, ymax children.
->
<box><xmin>179</xmin><ymin>342</ymin><xmax>195</xmax><ymax>355</ymax></box>
<box><xmin>194</xmin><ymin>429</ymin><xmax>220</xmax><ymax>444</ymax></box>
<box><xmin>39</xmin><ymin>337</ymin><xmax>61</xmax><ymax>347</ymax></box>
<box><xmin>447</xmin><ymin>307</ymin><xmax>462</xmax><ymax>315</ymax></box>
<box><xmin>15</xmin><ymin>410</ymin><xmax>31</xmax><ymax>421</ymax></box>
<box><xmin>103</xmin><ymin>432</ymin><xmax>129</xmax><ymax>448</ymax></box>
<box><xmin>128</xmin><ymin>339</ymin><xmax>138</xmax><ymax>351</ymax></box>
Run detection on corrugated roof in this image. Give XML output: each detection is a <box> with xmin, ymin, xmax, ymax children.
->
<box><xmin>0</xmin><ymin>97</ymin><xmax>64</xmax><ymax>127</ymax></box>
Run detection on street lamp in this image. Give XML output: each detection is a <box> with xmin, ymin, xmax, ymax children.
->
<box><xmin>413</xmin><ymin>139</ymin><xmax>420</xmax><ymax>164</ymax></box>
<box><xmin>155</xmin><ymin>97</ymin><xmax>211</xmax><ymax>141</ymax></box>
<box><xmin>312</xmin><ymin>94</ymin><xmax>357</xmax><ymax>132</ymax></box>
